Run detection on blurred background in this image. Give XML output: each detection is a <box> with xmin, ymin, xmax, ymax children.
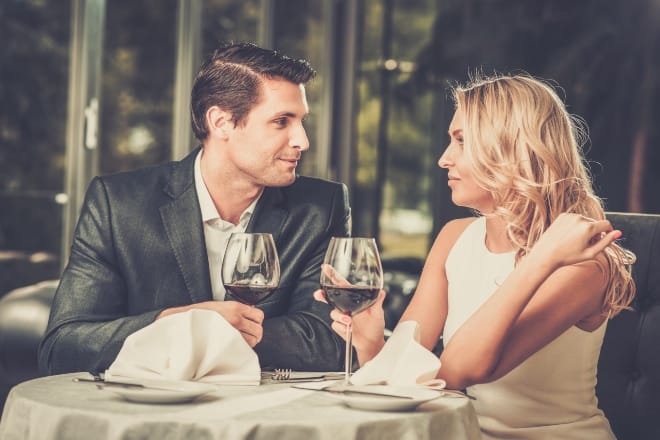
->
<box><xmin>1</xmin><ymin>0</ymin><xmax>659</xmax><ymax>298</ymax></box>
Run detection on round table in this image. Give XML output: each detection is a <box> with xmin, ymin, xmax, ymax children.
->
<box><xmin>0</xmin><ymin>373</ymin><xmax>481</xmax><ymax>440</ymax></box>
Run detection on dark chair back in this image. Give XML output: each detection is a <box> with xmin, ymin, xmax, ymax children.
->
<box><xmin>0</xmin><ymin>279</ymin><xmax>58</xmax><ymax>413</ymax></box>
<box><xmin>598</xmin><ymin>212</ymin><xmax>660</xmax><ymax>440</ymax></box>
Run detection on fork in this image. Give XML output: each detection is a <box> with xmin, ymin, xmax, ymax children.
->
<box><xmin>272</xmin><ymin>368</ymin><xmax>292</xmax><ymax>380</ymax></box>
<box><xmin>263</xmin><ymin>369</ymin><xmax>344</xmax><ymax>382</ymax></box>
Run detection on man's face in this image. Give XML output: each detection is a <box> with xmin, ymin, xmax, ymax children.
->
<box><xmin>225</xmin><ymin>77</ymin><xmax>310</xmax><ymax>187</ymax></box>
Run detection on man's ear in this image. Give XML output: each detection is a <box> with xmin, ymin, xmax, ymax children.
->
<box><xmin>206</xmin><ymin>106</ymin><xmax>233</xmax><ymax>140</ymax></box>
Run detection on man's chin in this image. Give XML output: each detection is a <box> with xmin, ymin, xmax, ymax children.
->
<box><xmin>267</xmin><ymin>173</ymin><xmax>297</xmax><ymax>187</ymax></box>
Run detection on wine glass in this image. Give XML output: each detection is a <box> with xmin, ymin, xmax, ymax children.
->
<box><xmin>222</xmin><ymin>233</ymin><xmax>280</xmax><ymax>305</ymax></box>
<box><xmin>320</xmin><ymin>237</ymin><xmax>384</xmax><ymax>384</ymax></box>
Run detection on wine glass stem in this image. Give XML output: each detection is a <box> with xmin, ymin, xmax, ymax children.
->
<box><xmin>344</xmin><ymin>322</ymin><xmax>353</xmax><ymax>385</ymax></box>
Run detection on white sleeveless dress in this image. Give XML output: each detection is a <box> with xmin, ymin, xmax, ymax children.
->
<box><xmin>443</xmin><ymin>217</ymin><xmax>615</xmax><ymax>440</ymax></box>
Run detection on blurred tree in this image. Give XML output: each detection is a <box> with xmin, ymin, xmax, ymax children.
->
<box><xmin>0</xmin><ymin>0</ymin><xmax>69</xmax><ymax>292</ymax></box>
<box><xmin>354</xmin><ymin>0</ymin><xmax>437</xmax><ymax>254</ymax></box>
<box><xmin>0</xmin><ymin>0</ymin><xmax>69</xmax><ymax>192</ymax></box>
<box><xmin>99</xmin><ymin>0</ymin><xmax>177</xmax><ymax>175</ymax></box>
<box><xmin>273</xmin><ymin>0</ymin><xmax>324</xmax><ymax>178</ymax></box>
<box><xmin>400</xmin><ymin>0</ymin><xmax>660</xmax><ymax>214</ymax></box>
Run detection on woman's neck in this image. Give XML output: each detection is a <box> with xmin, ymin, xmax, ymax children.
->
<box><xmin>484</xmin><ymin>216</ymin><xmax>515</xmax><ymax>254</ymax></box>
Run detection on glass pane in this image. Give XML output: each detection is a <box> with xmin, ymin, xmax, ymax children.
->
<box><xmin>410</xmin><ymin>1</ymin><xmax>660</xmax><ymax>219</ymax></box>
<box><xmin>202</xmin><ymin>0</ymin><xmax>259</xmax><ymax>54</ymax></box>
<box><xmin>355</xmin><ymin>0</ymin><xmax>436</xmax><ymax>259</ymax></box>
<box><xmin>0</xmin><ymin>0</ymin><xmax>70</xmax><ymax>295</ymax></box>
<box><xmin>99</xmin><ymin>0</ymin><xmax>177</xmax><ymax>174</ymax></box>
<box><xmin>200</xmin><ymin>0</ymin><xmax>260</xmax><ymax>148</ymax></box>
<box><xmin>272</xmin><ymin>0</ymin><xmax>324</xmax><ymax>178</ymax></box>
<box><xmin>201</xmin><ymin>0</ymin><xmax>322</xmax><ymax>177</ymax></box>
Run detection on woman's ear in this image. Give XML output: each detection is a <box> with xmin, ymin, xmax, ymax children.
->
<box><xmin>206</xmin><ymin>106</ymin><xmax>233</xmax><ymax>140</ymax></box>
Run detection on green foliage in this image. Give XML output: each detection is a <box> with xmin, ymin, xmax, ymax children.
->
<box><xmin>0</xmin><ymin>0</ymin><xmax>69</xmax><ymax>192</ymax></box>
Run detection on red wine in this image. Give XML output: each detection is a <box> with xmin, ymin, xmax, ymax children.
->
<box><xmin>224</xmin><ymin>284</ymin><xmax>275</xmax><ymax>305</ymax></box>
<box><xmin>320</xmin><ymin>285</ymin><xmax>380</xmax><ymax>315</ymax></box>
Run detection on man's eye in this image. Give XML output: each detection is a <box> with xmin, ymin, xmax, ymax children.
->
<box><xmin>273</xmin><ymin>118</ymin><xmax>288</xmax><ymax>127</ymax></box>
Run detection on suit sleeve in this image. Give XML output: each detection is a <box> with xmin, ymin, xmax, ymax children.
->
<box><xmin>38</xmin><ymin>177</ymin><xmax>160</xmax><ymax>375</ymax></box>
<box><xmin>255</xmin><ymin>183</ymin><xmax>351</xmax><ymax>371</ymax></box>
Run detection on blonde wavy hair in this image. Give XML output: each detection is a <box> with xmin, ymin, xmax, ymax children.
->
<box><xmin>453</xmin><ymin>73</ymin><xmax>635</xmax><ymax>317</ymax></box>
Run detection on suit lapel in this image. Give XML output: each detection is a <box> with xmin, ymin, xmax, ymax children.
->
<box><xmin>160</xmin><ymin>148</ymin><xmax>212</xmax><ymax>304</ymax></box>
<box><xmin>246</xmin><ymin>186</ymin><xmax>288</xmax><ymax>245</ymax></box>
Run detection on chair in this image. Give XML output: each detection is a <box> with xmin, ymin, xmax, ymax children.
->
<box><xmin>597</xmin><ymin>212</ymin><xmax>660</xmax><ymax>440</ymax></box>
<box><xmin>381</xmin><ymin>256</ymin><xmax>424</xmax><ymax>331</ymax></box>
<box><xmin>0</xmin><ymin>279</ymin><xmax>58</xmax><ymax>413</ymax></box>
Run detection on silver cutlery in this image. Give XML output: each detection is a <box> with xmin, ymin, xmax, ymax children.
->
<box><xmin>262</xmin><ymin>369</ymin><xmax>345</xmax><ymax>382</ymax></box>
<box><xmin>293</xmin><ymin>383</ymin><xmax>475</xmax><ymax>400</ymax></box>
<box><xmin>73</xmin><ymin>376</ymin><xmax>188</xmax><ymax>392</ymax></box>
<box><xmin>293</xmin><ymin>384</ymin><xmax>415</xmax><ymax>399</ymax></box>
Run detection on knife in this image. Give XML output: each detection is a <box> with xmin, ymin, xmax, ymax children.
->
<box><xmin>72</xmin><ymin>377</ymin><xmax>189</xmax><ymax>392</ymax></box>
<box><xmin>293</xmin><ymin>384</ymin><xmax>415</xmax><ymax>399</ymax></box>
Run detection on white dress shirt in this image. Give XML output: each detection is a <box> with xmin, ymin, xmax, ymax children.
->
<box><xmin>194</xmin><ymin>150</ymin><xmax>261</xmax><ymax>301</ymax></box>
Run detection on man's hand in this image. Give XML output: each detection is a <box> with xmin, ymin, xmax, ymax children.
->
<box><xmin>157</xmin><ymin>301</ymin><xmax>264</xmax><ymax>347</ymax></box>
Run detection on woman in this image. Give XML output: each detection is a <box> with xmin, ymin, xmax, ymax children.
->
<box><xmin>317</xmin><ymin>74</ymin><xmax>635</xmax><ymax>439</ymax></box>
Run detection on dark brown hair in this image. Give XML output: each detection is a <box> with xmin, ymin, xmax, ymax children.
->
<box><xmin>190</xmin><ymin>42</ymin><xmax>316</xmax><ymax>141</ymax></box>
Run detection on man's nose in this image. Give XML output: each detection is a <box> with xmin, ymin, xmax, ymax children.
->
<box><xmin>291</xmin><ymin>124</ymin><xmax>310</xmax><ymax>151</ymax></box>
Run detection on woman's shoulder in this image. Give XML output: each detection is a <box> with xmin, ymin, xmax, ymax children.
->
<box><xmin>427</xmin><ymin>217</ymin><xmax>480</xmax><ymax>263</ymax></box>
<box><xmin>439</xmin><ymin>217</ymin><xmax>481</xmax><ymax>244</ymax></box>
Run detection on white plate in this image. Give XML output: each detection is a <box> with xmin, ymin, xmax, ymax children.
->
<box><xmin>329</xmin><ymin>385</ymin><xmax>441</xmax><ymax>411</ymax></box>
<box><xmin>105</xmin><ymin>380</ymin><xmax>218</xmax><ymax>404</ymax></box>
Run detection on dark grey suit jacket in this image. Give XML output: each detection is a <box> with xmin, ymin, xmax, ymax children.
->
<box><xmin>38</xmin><ymin>148</ymin><xmax>351</xmax><ymax>374</ymax></box>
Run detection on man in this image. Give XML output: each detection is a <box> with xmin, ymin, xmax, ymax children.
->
<box><xmin>38</xmin><ymin>42</ymin><xmax>351</xmax><ymax>374</ymax></box>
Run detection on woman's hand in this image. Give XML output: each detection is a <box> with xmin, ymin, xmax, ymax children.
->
<box><xmin>529</xmin><ymin>213</ymin><xmax>622</xmax><ymax>269</ymax></box>
<box><xmin>313</xmin><ymin>288</ymin><xmax>387</xmax><ymax>364</ymax></box>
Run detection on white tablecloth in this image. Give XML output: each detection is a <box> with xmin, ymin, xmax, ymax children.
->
<box><xmin>0</xmin><ymin>373</ymin><xmax>481</xmax><ymax>440</ymax></box>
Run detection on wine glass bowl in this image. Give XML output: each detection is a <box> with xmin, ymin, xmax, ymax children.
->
<box><xmin>320</xmin><ymin>237</ymin><xmax>384</xmax><ymax>383</ymax></box>
<box><xmin>222</xmin><ymin>233</ymin><xmax>280</xmax><ymax>305</ymax></box>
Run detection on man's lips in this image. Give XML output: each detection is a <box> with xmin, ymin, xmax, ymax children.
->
<box><xmin>279</xmin><ymin>157</ymin><xmax>300</xmax><ymax>166</ymax></box>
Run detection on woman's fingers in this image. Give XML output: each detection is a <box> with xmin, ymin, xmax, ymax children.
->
<box><xmin>321</xmin><ymin>264</ymin><xmax>352</xmax><ymax>287</ymax></box>
<box><xmin>535</xmin><ymin>214</ymin><xmax>623</xmax><ymax>266</ymax></box>
<box><xmin>587</xmin><ymin>229</ymin><xmax>622</xmax><ymax>256</ymax></box>
<box><xmin>313</xmin><ymin>289</ymin><xmax>328</xmax><ymax>303</ymax></box>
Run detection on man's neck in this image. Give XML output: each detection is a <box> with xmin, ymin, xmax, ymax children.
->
<box><xmin>200</xmin><ymin>149</ymin><xmax>263</xmax><ymax>225</ymax></box>
<box><xmin>211</xmin><ymin>187</ymin><xmax>262</xmax><ymax>226</ymax></box>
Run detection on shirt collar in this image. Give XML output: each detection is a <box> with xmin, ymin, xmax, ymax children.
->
<box><xmin>194</xmin><ymin>149</ymin><xmax>261</xmax><ymax>226</ymax></box>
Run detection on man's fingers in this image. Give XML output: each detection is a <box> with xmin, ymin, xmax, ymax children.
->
<box><xmin>240</xmin><ymin>330</ymin><xmax>261</xmax><ymax>347</ymax></box>
<box><xmin>242</xmin><ymin>305</ymin><xmax>265</xmax><ymax>324</ymax></box>
<box><xmin>237</xmin><ymin>318</ymin><xmax>263</xmax><ymax>344</ymax></box>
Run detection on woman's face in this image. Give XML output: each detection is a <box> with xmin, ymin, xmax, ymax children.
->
<box><xmin>438</xmin><ymin>109</ymin><xmax>495</xmax><ymax>212</ymax></box>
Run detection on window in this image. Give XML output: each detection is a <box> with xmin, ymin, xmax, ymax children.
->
<box><xmin>0</xmin><ymin>0</ymin><xmax>71</xmax><ymax>294</ymax></box>
<box><xmin>100</xmin><ymin>0</ymin><xmax>178</xmax><ymax>174</ymax></box>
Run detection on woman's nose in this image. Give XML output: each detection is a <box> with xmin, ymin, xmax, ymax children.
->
<box><xmin>438</xmin><ymin>146</ymin><xmax>453</xmax><ymax>168</ymax></box>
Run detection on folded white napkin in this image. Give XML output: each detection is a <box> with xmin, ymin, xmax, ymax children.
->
<box><xmin>106</xmin><ymin>309</ymin><xmax>260</xmax><ymax>385</ymax></box>
<box><xmin>350</xmin><ymin>320</ymin><xmax>442</xmax><ymax>387</ymax></box>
